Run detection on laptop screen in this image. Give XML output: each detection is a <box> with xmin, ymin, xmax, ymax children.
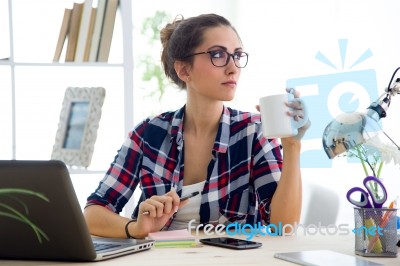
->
<box><xmin>0</xmin><ymin>160</ymin><xmax>154</xmax><ymax>261</ymax></box>
<box><xmin>0</xmin><ymin>160</ymin><xmax>98</xmax><ymax>260</ymax></box>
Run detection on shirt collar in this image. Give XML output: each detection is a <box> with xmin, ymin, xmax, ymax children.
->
<box><xmin>170</xmin><ymin>105</ymin><xmax>231</xmax><ymax>153</ymax></box>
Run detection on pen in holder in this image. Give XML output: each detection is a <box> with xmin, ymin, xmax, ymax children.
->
<box><xmin>353</xmin><ymin>207</ymin><xmax>398</xmax><ymax>257</ymax></box>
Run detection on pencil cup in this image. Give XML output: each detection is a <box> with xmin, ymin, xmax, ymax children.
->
<box><xmin>353</xmin><ymin>207</ymin><xmax>398</xmax><ymax>257</ymax></box>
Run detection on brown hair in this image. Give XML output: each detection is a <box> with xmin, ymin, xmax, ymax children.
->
<box><xmin>160</xmin><ymin>14</ymin><xmax>239</xmax><ymax>89</ymax></box>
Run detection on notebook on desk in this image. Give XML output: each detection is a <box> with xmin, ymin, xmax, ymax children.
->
<box><xmin>0</xmin><ymin>160</ymin><xmax>154</xmax><ymax>261</ymax></box>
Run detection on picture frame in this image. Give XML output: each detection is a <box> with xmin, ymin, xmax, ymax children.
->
<box><xmin>51</xmin><ymin>87</ymin><xmax>106</xmax><ymax>168</ymax></box>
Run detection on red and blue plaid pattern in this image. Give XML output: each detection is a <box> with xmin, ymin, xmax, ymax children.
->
<box><xmin>86</xmin><ymin>105</ymin><xmax>282</xmax><ymax>228</ymax></box>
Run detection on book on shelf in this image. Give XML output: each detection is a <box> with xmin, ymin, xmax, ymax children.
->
<box><xmin>83</xmin><ymin>7</ymin><xmax>97</xmax><ymax>61</ymax></box>
<box><xmin>53</xmin><ymin>8</ymin><xmax>72</xmax><ymax>62</ymax></box>
<box><xmin>55</xmin><ymin>0</ymin><xmax>119</xmax><ymax>62</ymax></box>
<box><xmin>97</xmin><ymin>0</ymin><xmax>119</xmax><ymax>62</ymax></box>
<box><xmin>74</xmin><ymin>0</ymin><xmax>94</xmax><ymax>62</ymax></box>
<box><xmin>147</xmin><ymin>229</ymin><xmax>196</xmax><ymax>248</ymax></box>
<box><xmin>88</xmin><ymin>0</ymin><xmax>107</xmax><ymax>62</ymax></box>
<box><xmin>65</xmin><ymin>2</ymin><xmax>83</xmax><ymax>62</ymax></box>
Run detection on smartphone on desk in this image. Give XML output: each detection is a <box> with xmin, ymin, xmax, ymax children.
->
<box><xmin>200</xmin><ymin>237</ymin><xmax>262</xmax><ymax>250</ymax></box>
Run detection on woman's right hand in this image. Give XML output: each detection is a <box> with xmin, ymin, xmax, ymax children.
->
<box><xmin>130</xmin><ymin>188</ymin><xmax>188</xmax><ymax>238</ymax></box>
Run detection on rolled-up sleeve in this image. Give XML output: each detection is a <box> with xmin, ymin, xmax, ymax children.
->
<box><xmin>85</xmin><ymin>121</ymin><xmax>147</xmax><ymax>213</ymax></box>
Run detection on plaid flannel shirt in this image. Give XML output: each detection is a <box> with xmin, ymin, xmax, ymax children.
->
<box><xmin>86</xmin><ymin>105</ymin><xmax>282</xmax><ymax>228</ymax></box>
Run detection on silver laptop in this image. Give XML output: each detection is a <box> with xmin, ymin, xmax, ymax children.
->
<box><xmin>0</xmin><ymin>160</ymin><xmax>154</xmax><ymax>261</ymax></box>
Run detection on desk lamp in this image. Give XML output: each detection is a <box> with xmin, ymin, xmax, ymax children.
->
<box><xmin>322</xmin><ymin>67</ymin><xmax>400</xmax><ymax>159</ymax></box>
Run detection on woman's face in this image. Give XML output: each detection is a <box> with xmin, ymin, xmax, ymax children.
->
<box><xmin>186</xmin><ymin>26</ymin><xmax>243</xmax><ymax>102</ymax></box>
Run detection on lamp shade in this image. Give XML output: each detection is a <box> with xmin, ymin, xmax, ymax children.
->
<box><xmin>322</xmin><ymin>67</ymin><xmax>400</xmax><ymax>159</ymax></box>
<box><xmin>322</xmin><ymin>111</ymin><xmax>381</xmax><ymax>159</ymax></box>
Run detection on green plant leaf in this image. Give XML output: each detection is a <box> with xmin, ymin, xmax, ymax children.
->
<box><xmin>0</xmin><ymin>188</ymin><xmax>50</xmax><ymax>243</ymax></box>
<box><xmin>0</xmin><ymin>188</ymin><xmax>49</xmax><ymax>202</ymax></box>
<box><xmin>138</xmin><ymin>11</ymin><xmax>172</xmax><ymax>102</ymax></box>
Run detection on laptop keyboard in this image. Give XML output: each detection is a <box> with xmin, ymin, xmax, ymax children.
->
<box><xmin>94</xmin><ymin>242</ymin><xmax>121</xmax><ymax>252</ymax></box>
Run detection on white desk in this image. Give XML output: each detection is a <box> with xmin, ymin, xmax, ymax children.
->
<box><xmin>1</xmin><ymin>232</ymin><xmax>399</xmax><ymax>265</ymax></box>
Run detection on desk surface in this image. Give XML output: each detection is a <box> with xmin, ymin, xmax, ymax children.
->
<box><xmin>1</xmin><ymin>232</ymin><xmax>399</xmax><ymax>266</ymax></box>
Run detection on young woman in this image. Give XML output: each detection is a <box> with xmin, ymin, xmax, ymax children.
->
<box><xmin>84</xmin><ymin>13</ymin><xmax>310</xmax><ymax>239</ymax></box>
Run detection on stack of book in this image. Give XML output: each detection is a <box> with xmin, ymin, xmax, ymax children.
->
<box><xmin>53</xmin><ymin>0</ymin><xmax>119</xmax><ymax>63</ymax></box>
<box><xmin>147</xmin><ymin>229</ymin><xmax>197</xmax><ymax>248</ymax></box>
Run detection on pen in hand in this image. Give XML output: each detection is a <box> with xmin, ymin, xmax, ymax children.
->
<box><xmin>141</xmin><ymin>191</ymin><xmax>200</xmax><ymax>215</ymax></box>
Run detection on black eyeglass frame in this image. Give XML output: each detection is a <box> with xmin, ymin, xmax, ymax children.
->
<box><xmin>184</xmin><ymin>50</ymin><xmax>249</xmax><ymax>68</ymax></box>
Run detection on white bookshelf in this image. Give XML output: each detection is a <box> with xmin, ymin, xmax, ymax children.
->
<box><xmin>2</xmin><ymin>0</ymin><xmax>134</xmax><ymax>171</ymax></box>
<box><xmin>0</xmin><ymin>0</ymin><xmax>136</xmax><ymax>211</ymax></box>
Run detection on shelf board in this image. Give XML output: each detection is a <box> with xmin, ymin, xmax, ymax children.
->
<box><xmin>11</xmin><ymin>62</ymin><xmax>124</xmax><ymax>67</ymax></box>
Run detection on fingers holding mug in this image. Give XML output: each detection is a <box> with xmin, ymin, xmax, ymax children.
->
<box><xmin>286</xmin><ymin>98</ymin><xmax>306</xmax><ymax>122</ymax></box>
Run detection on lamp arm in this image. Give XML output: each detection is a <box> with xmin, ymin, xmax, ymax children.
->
<box><xmin>366</xmin><ymin>92</ymin><xmax>391</xmax><ymax>120</ymax></box>
<box><xmin>366</xmin><ymin>65</ymin><xmax>400</xmax><ymax>121</ymax></box>
<box><xmin>370</xmin><ymin>67</ymin><xmax>400</xmax><ymax>120</ymax></box>
<box><xmin>367</xmin><ymin>90</ymin><xmax>400</xmax><ymax>151</ymax></box>
<box><xmin>382</xmin><ymin>131</ymin><xmax>400</xmax><ymax>151</ymax></box>
<box><xmin>370</xmin><ymin>67</ymin><xmax>400</xmax><ymax>151</ymax></box>
<box><xmin>386</xmin><ymin>66</ymin><xmax>400</xmax><ymax>94</ymax></box>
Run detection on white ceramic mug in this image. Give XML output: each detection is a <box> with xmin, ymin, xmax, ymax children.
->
<box><xmin>259</xmin><ymin>93</ymin><xmax>308</xmax><ymax>138</ymax></box>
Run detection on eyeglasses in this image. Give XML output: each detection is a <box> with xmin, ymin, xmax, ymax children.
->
<box><xmin>185</xmin><ymin>50</ymin><xmax>249</xmax><ymax>68</ymax></box>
